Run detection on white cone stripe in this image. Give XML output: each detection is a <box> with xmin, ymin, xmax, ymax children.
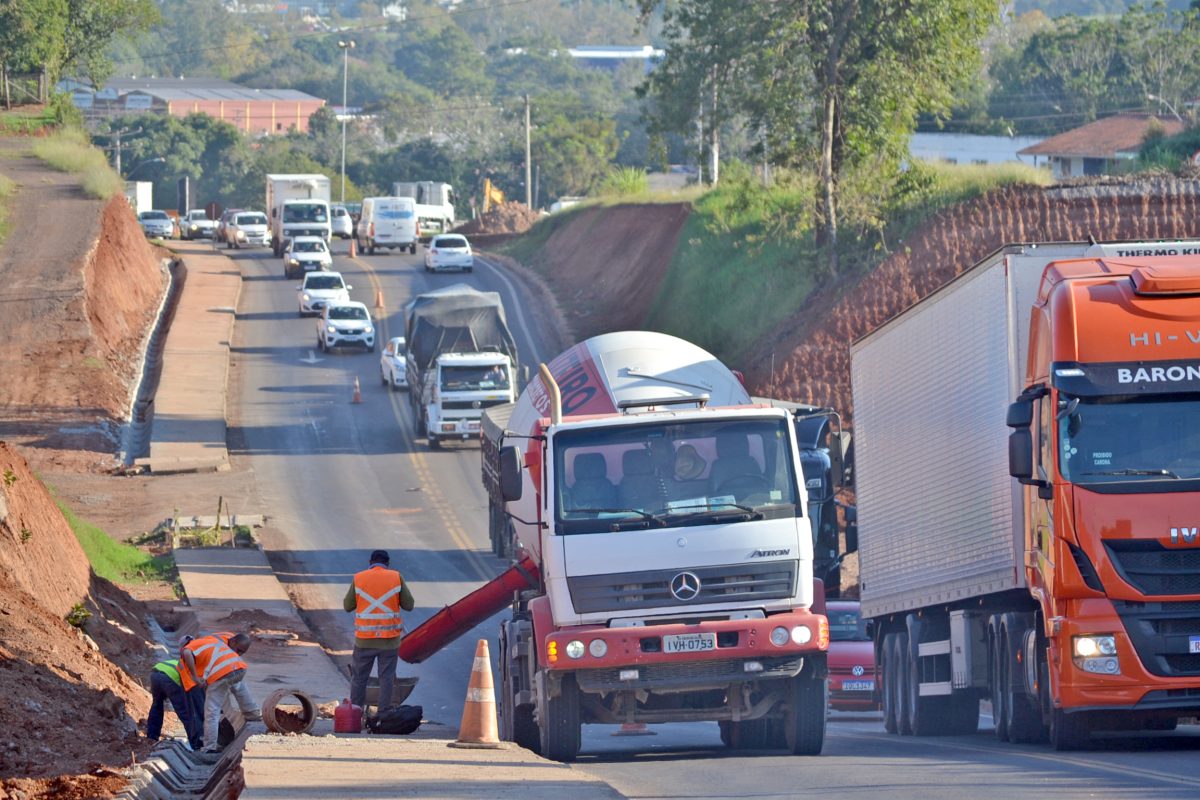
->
<box><xmin>472</xmin><ymin>657</ymin><xmax>490</xmax><ymax>671</ymax></box>
<box><xmin>465</xmin><ymin>688</ymin><xmax>495</xmax><ymax>703</ymax></box>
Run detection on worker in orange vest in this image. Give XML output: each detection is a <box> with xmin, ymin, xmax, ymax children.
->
<box><xmin>180</xmin><ymin>631</ymin><xmax>261</xmax><ymax>758</ymax></box>
<box><xmin>343</xmin><ymin>550</ymin><xmax>414</xmax><ymax>713</ymax></box>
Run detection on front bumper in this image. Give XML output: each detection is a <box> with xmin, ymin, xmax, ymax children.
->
<box><xmin>187</xmin><ymin>226</ymin><xmax>214</xmax><ymax>238</ymax></box>
<box><xmin>542</xmin><ymin>609</ymin><xmax>828</xmax><ymax>674</ymax></box>
<box><xmin>236</xmin><ymin>231</ymin><xmax>269</xmax><ymax>245</ymax></box>
<box><xmin>324</xmin><ymin>330</ymin><xmax>375</xmax><ymax>349</ymax></box>
<box><xmin>430</xmin><ymin>416</ymin><xmax>482</xmax><ymax>438</ymax></box>
<box><xmin>430</xmin><ymin>257</ymin><xmax>473</xmax><ymax>271</ymax></box>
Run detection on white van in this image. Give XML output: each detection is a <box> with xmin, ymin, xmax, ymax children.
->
<box><xmin>356</xmin><ymin>196</ymin><xmax>418</xmax><ymax>255</ymax></box>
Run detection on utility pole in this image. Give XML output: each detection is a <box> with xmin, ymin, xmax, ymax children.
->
<box><xmin>524</xmin><ymin>94</ymin><xmax>532</xmax><ymax>208</ymax></box>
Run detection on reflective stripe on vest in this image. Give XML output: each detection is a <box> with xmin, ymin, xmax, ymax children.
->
<box><xmin>354</xmin><ymin>566</ymin><xmax>403</xmax><ymax>639</ymax></box>
<box><xmin>153</xmin><ymin>660</ymin><xmax>182</xmax><ymax>686</ymax></box>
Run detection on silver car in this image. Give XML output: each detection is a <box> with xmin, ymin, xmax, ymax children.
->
<box><xmin>331</xmin><ymin>205</ymin><xmax>353</xmax><ymax>239</ymax></box>
<box><xmin>181</xmin><ymin>209</ymin><xmax>216</xmax><ymax>240</ymax></box>
<box><xmin>226</xmin><ymin>211</ymin><xmax>269</xmax><ymax>249</ymax></box>
<box><xmin>139</xmin><ymin>210</ymin><xmax>174</xmax><ymax>239</ymax></box>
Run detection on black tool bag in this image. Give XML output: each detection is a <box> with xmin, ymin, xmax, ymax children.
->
<box><xmin>366</xmin><ymin>704</ymin><xmax>423</xmax><ymax>735</ymax></box>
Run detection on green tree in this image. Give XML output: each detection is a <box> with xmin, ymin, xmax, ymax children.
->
<box><xmin>533</xmin><ymin>110</ymin><xmax>619</xmax><ymax>198</ymax></box>
<box><xmin>0</xmin><ymin>0</ymin><xmax>66</xmax><ymax>105</ymax></box>
<box><xmin>61</xmin><ymin>0</ymin><xmax>159</xmax><ymax>86</ymax></box>
<box><xmin>1118</xmin><ymin>3</ymin><xmax>1200</xmax><ymax>124</ymax></box>
<box><xmin>395</xmin><ymin>24</ymin><xmax>493</xmax><ymax>99</ymax></box>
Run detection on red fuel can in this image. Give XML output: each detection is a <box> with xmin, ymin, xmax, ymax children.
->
<box><xmin>333</xmin><ymin>698</ymin><xmax>363</xmax><ymax>733</ymax></box>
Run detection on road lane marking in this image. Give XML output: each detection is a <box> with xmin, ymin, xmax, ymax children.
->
<box><xmin>836</xmin><ymin>730</ymin><xmax>1199</xmax><ymax>789</ymax></box>
<box><xmin>343</xmin><ymin>249</ymin><xmax>492</xmax><ymax>581</ymax></box>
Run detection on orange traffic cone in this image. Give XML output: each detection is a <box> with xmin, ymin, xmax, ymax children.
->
<box><xmin>351</xmin><ymin>376</ymin><xmax>362</xmax><ymax>404</ymax></box>
<box><xmin>374</xmin><ymin>289</ymin><xmax>385</xmax><ymax>314</ymax></box>
<box><xmin>448</xmin><ymin>639</ymin><xmax>501</xmax><ymax>749</ymax></box>
<box><xmin>613</xmin><ymin>721</ymin><xmax>655</xmax><ymax>736</ymax></box>
<box><xmin>349</xmin><ymin>237</ymin><xmax>356</xmax><ymax>258</ymax></box>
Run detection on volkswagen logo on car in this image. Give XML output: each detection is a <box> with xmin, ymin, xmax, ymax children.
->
<box><xmin>669</xmin><ymin>571</ymin><xmax>701</xmax><ymax>601</ymax></box>
<box><xmin>852</xmin><ymin>665</ymin><xmax>865</xmax><ymax>677</ymax></box>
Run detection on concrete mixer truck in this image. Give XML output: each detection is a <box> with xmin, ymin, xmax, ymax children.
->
<box><xmin>399</xmin><ymin>332</ymin><xmax>836</xmax><ymax>761</ymax></box>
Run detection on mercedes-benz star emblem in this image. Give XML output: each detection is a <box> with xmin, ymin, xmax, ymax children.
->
<box><xmin>669</xmin><ymin>571</ymin><xmax>702</xmax><ymax>602</ymax></box>
<box><xmin>472</xmin><ymin>400</ymin><xmax>482</xmax><ymax>409</ymax></box>
<box><xmin>852</xmin><ymin>665</ymin><xmax>865</xmax><ymax>677</ymax></box>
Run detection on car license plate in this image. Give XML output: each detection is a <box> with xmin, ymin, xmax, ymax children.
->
<box><xmin>1190</xmin><ymin>636</ymin><xmax>1200</xmax><ymax>654</ymax></box>
<box><xmin>662</xmin><ymin>632</ymin><xmax>716</xmax><ymax>654</ymax></box>
<box><xmin>842</xmin><ymin>680</ymin><xmax>874</xmax><ymax>692</ymax></box>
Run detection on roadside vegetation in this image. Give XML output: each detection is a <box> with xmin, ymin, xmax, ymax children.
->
<box><xmin>56</xmin><ymin>500</ymin><xmax>174</xmax><ymax>585</ymax></box>
<box><xmin>0</xmin><ymin>172</ymin><xmax>16</xmax><ymax>245</ymax></box>
<box><xmin>31</xmin><ymin>127</ymin><xmax>123</xmax><ymax>199</ymax></box>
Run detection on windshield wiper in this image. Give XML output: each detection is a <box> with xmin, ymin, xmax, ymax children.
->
<box><xmin>663</xmin><ymin>502</ymin><xmax>765</xmax><ymax>522</ymax></box>
<box><xmin>1081</xmin><ymin>468</ymin><xmax>1182</xmax><ymax>479</ymax></box>
<box><xmin>565</xmin><ymin>507</ymin><xmax>666</xmax><ymax>528</ymax></box>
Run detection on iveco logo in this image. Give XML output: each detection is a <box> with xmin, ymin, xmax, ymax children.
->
<box><xmin>670</xmin><ymin>571</ymin><xmax>702</xmax><ymax>602</ymax></box>
<box><xmin>1171</xmin><ymin>527</ymin><xmax>1199</xmax><ymax>544</ymax></box>
<box><xmin>851</xmin><ymin>665</ymin><xmax>865</xmax><ymax>677</ymax></box>
<box><xmin>749</xmin><ymin>548</ymin><xmax>791</xmax><ymax>558</ymax></box>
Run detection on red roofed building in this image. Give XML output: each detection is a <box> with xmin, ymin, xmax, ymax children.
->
<box><xmin>1018</xmin><ymin>113</ymin><xmax>1183</xmax><ymax>178</ymax></box>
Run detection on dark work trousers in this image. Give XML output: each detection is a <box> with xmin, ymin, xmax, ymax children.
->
<box><xmin>147</xmin><ymin>670</ymin><xmax>204</xmax><ymax>749</ymax></box>
<box><xmin>350</xmin><ymin>644</ymin><xmax>399</xmax><ymax>712</ymax></box>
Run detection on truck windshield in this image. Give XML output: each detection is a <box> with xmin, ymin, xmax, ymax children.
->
<box><xmin>440</xmin><ymin>365</ymin><xmax>510</xmax><ymax>391</ymax></box>
<box><xmin>283</xmin><ymin>203</ymin><xmax>328</xmax><ymax>223</ymax></box>
<box><xmin>1058</xmin><ymin>393</ymin><xmax>1200</xmax><ymax>484</ymax></box>
<box><xmin>554</xmin><ymin>418</ymin><xmax>801</xmax><ymax>534</ymax></box>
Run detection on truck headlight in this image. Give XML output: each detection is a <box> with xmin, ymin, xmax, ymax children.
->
<box><xmin>770</xmin><ymin>626</ymin><xmax>789</xmax><ymax>647</ymax></box>
<box><xmin>1073</xmin><ymin>635</ymin><xmax>1120</xmax><ymax>674</ymax></box>
<box><xmin>565</xmin><ymin>640</ymin><xmax>585</xmax><ymax>660</ymax></box>
<box><xmin>791</xmin><ymin>625</ymin><xmax>812</xmax><ymax>645</ymax></box>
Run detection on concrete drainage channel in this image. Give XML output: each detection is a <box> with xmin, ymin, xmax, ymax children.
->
<box><xmin>120</xmin><ymin>256</ymin><xmax>187</xmax><ymax>466</ymax></box>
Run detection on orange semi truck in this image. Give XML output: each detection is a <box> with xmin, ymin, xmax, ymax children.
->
<box><xmin>852</xmin><ymin>241</ymin><xmax>1200</xmax><ymax>750</ymax></box>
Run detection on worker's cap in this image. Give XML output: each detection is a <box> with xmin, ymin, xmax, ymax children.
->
<box><xmin>369</xmin><ymin>549</ymin><xmax>390</xmax><ymax>565</ymax></box>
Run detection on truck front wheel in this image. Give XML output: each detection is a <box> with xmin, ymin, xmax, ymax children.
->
<box><xmin>537</xmin><ymin>674</ymin><xmax>581</xmax><ymax>762</ymax></box>
<box><xmin>782</xmin><ymin>671</ymin><xmax>827</xmax><ymax>755</ymax></box>
<box><xmin>1049</xmin><ymin>708</ymin><xmax>1091</xmax><ymax>751</ymax></box>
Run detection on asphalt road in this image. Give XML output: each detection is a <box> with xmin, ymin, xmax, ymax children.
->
<box><xmin>224</xmin><ymin>239</ymin><xmax>1200</xmax><ymax>799</ymax></box>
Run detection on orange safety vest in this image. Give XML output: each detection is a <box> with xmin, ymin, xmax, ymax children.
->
<box><xmin>180</xmin><ymin>632</ymin><xmax>247</xmax><ymax>691</ymax></box>
<box><xmin>354</xmin><ymin>565</ymin><xmax>404</xmax><ymax>640</ymax></box>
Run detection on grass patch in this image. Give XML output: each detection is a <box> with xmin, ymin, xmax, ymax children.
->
<box><xmin>31</xmin><ymin>128</ymin><xmax>123</xmax><ymax>199</ymax></box>
<box><xmin>0</xmin><ymin>172</ymin><xmax>16</xmax><ymax>245</ymax></box>
<box><xmin>0</xmin><ymin>106</ymin><xmax>55</xmax><ymax>135</ymax></box>
<box><xmin>56</xmin><ymin>500</ymin><xmax>175</xmax><ymax>584</ymax></box>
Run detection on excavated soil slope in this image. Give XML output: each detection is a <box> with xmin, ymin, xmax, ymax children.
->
<box><xmin>0</xmin><ymin>140</ymin><xmax>165</xmax><ymax>469</ymax></box>
<box><xmin>0</xmin><ymin>443</ymin><xmax>155</xmax><ymax>794</ymax></box>
<box><xmin>750</xmin><ymin>178</ymin><xmax>1200</xmax><ymax>417</ymax></box>
<box><xmin>523</xmin><ymin>203</ymin><xmax>690</xmax><ymax>339</ymax></box>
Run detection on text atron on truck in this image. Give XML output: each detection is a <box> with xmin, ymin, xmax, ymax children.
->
<box><xmin>401</xmin><ymin>332</ymin><xmax>845</xmax><ymax>761</ymax></box>
<box><xmin>853</xmin><ymin>241</ymin><xmax>1200</xmax><ymax>750</ymax></box>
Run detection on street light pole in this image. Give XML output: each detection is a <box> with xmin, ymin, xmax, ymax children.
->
<box><xmin>1147</xmin><ymin>93</ymin><xmax>1184</xmax><ymax>123</ymax></box>
<box><xmin>338</xmin><ymin>39</ymin><xmax>355</xmax><ymax>206</ymax></box>
<box><xmin>125</xmin><ymin>157</ymin><xmax>165</xmax><ymax>180</ymax></box>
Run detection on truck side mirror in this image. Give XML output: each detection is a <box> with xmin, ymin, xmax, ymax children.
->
<box><xmin>1006</xmin><ymin>398</ymin><xmax>1034</xmax><ymax>428</ymax></box>
<box><xmin>844</xmin><ymin>505</ymin><xmax>859</xmax><ymax>553</ymax></box>
<box><xmin>829</xmin><ymin>432</ymin><xmax>852</xmax><ymax>489</ymax></box>
<box><xmin>1008</xmin><ymin>429</ymin><xmax>1034</xmax><ymax>482</ymax></box>
<box><xmin>500</xmin><ymin>445</ymin><xmax>523</xmax><ymax>502</ymax></box>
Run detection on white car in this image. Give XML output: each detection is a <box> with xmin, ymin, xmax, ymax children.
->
<box><xmin>283</xmin><ymin>236</ymin><xmax>333</xmax><ymax>279</ymax></box>
<box><xmin>298</xmin><ymin>271</ymin><xmax>351</xmax><ymax>316</ymax></box>
<box><xmin>181</xmin><ymin>209</ymin><xmax>216</xmax><ymax>240</ymax></box>
<box><xmin>225</xmin><ymin>211</ymin><xmax>269</xmax><ymax>249</ymax></box>
<box><xmin>139</xmin><ymin>210</ymin><xmax>174</xmax><ymax>239</ymax></box>
<box><xmin>424</xmin><ymin>234</ymin><xmax>473</xmax><ymax>272</ymax></box>
<box><xmin>379</xmin><ymin>336</ymin><xmax>408</xmax><ymax>390</ymax></box>
<box><xmin>331</xmin><ymin>205</ymin><xmax>353</xmax><ymax>239</ymax></box>
<box><xmin>317</xmin><ymin>301</ymin><xmax>375</xmax><ymax>352</ymax></box>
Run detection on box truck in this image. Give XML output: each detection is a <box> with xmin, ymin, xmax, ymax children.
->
<box><xmin>266</xmin><ymin>174</ymin><xmax>332</xmax><ymax>256</ymax></box>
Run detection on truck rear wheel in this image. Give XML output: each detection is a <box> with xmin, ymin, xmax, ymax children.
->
<box><xmin>783</xmin><ymin>671</ymin><xmax>827</xmax><ymax>755</ymax></box>
<box><xmin>893</xmin><ymin>632</ymin><xmax>913</xmax><ymax>735</ymax></box>
<box><xmin>881</xmin><ymin>633</ymin><xmax>899</xmax><ymax>734</ymax></box>
<box><xmin>537</xmin><ymin>674</ymin><xmax>581</xmax><ymax>762</ymax></box>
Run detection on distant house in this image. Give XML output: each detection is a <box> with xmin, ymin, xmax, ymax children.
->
<box><xmin>66</xmin><ymin>77</ymin><xmax>326</xmax><ymax>136</ymax></box>
<box><xmin>1017</xmin><ymin>113</ymin><xmax>1183</xmax><ymax>178</ymax></box>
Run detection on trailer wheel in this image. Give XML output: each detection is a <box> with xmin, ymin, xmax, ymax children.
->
<box><xmin>881</xmin><ymin>633</ymin><xmax>899</xmax><ymax>734</ymax></box>
<box><xmin>783</xmin><ymin>671</ymin><xmax>827</xmax><ymax>755</ymax></box>
<box><xmin>537</xmin><ymin>674</ymin><xmax>581</xmax><ymax>762</ymax></box>
<box><xmin>893</xmin><ymin>632</ymin><xmax>913</xmax><ymax>735</ymax></box>
<box><xmin>1049</xmin><ymin>708</ymin><xmax>1091</xmax><ymax>751</ymax></box>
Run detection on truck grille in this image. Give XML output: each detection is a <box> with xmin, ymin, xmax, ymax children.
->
<box><xmin>567</xmin><ymin>561</ymin><xmax>796</xmax><ymax>614</ymax></box>
<box><xmin>442</xmin><ymin>399</ymin><xmax>509</xmax><ymax>411</ymax></box>
<box><xmin>1104</xmin><ymin>540</ymin><xmax>1200</xmax><ymax>595</ymax></box>
<box><xmin>575</xmin><ymin>655</ymin><xmax>804</xmax><ymax>693</ymax></box>
<box><xmin>1113</xmin><ymin>600</ymin><xmax>1200</xmax><ymax>677</ymax></box>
